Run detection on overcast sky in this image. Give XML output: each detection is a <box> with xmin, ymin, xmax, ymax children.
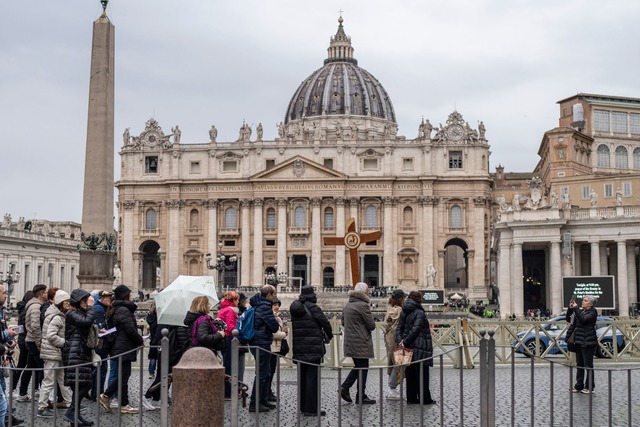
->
<box><xmin>2</xmin><ymin>0</ymin><xmax>640</xmax><ymax>223</ymax></box>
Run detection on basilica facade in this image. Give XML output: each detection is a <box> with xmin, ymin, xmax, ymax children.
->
<box><xmin>116</xmin><ymin>19</ymin><xmax>493</xmax><ymax>299</ymax></box>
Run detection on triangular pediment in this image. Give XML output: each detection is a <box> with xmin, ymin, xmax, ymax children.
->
<box><xmin>251</xmin><ymin>155</ymin><xmax>347</xmax><ymax>180</ymax></box>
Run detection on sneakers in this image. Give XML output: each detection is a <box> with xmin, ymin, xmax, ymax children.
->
<box><xmin>386</xmin><ymin>388</ymin><xmax>400</xmax><ymax>400</ymax></box>
<box><xmin>16</xmin><ymin>394</ymin><xmax>30</xmax><ymax>402</ymax></box>
<box><xmin>110</xmin><ymin>399</ymin><xmax>120</xmax><ymax>409</ymax></box>
<box><xmin>581</xmin><ymin>389</ymin><xmax>595</xmax><ymax>394</ymax></box>
<box><xmin>120</xmin><ymin>404</ymin><xmax>140</xmax><ymax>414</ymax></box>
<box><xmin>37</xmin><ymin>408</ymin><xmax>54</xmax><ymax>418</ymax></box>
<box><xmin>142</xmin><ymin>397</ymin><xmax>157</xmax><ymax>411</ymax></box>
<box><xmin>98</xmin><ymin>394</ymin><xmax>112</xmax><ymax>413</ymax></box>
<box><xmin>148</xmin><ymin>374</ymin><xmax>154</xmax><ymax>379</ymax></box>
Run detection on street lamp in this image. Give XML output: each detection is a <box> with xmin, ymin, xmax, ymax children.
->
<box><xmin>205</xmin><ymin>241</ymin><xmax>237</xmax><ymax>293</ymax></box>
<box><xmin>264</xmin><ymin>265</ymin><xmax>288</xmax><ymax>287</ymax></box>
<box><xmin>0</xmin><ymin>265</ymin><xmax>21</xmax><ymax>307</ymax></box>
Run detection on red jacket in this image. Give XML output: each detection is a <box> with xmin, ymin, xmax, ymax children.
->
<box><xmin>217</xmin><ymin>299</ymin><xmax>239</xmax><ymax>337</ymax></box>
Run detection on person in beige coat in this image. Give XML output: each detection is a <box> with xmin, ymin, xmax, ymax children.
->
<box><xmin>382</xmin><ymin>289</ymin><xmax>407</xmax><ymax>399</ymax></box>
<box><xmin>340</xmin><ymin>282</ymin><xmax>376</xmax><ymax>405</ymax></box>
<box><xmin>37</xmin><ymin>290</ymin><xmax>73</xmax><ymax>417</ymax></box>
<box><xmin>267</xmin><ymin>298</ymin><xmax>288</xmax><ymax>402</ymax></box>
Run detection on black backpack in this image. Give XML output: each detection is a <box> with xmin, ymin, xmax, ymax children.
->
<box><xmin>167</xmin><ymin>326</ymin><xmax>190</xmax><ymax>367</ymax></box>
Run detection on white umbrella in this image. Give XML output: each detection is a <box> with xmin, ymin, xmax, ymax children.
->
<box><xmin>154</xmin><ymin>275</ymin><xmax>218</xmax><ymax>326</ymax></box>
<box><xmin>449</xmin><ymin>293</ymin><xmax>464</xmax><ymax>300</ymax></box>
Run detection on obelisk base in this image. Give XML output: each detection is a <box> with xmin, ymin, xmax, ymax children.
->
<box><xmin>77</xmin><ymin>251</ymin><xmax>115</xmax><ymax>291</ymax></box>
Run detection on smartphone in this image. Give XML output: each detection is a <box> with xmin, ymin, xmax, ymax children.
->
<box><xmin>569</xmin><ymin>294</ymin><xmax>576</xmax><ymax>305</ymax></box>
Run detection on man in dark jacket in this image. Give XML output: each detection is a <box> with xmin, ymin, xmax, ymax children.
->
<box><xmin>247</xmin><ymin>285</ymin><xmax>279</xmax><ymax>413</ymax></box>
<box><xmin>90</xmin><ymin>290</ymin><xmax>113</xmax><ymax>400</ymax></box>
<box><xmin>569</xmin><ymin>295</ymin><xmax>598</xmax><ymax>393</ymax></box>
<box><xmin>99</xmin><ymin>285</ymin><xmax>144</xmax><ymax>414</ymax></box>
<box><xmin>340</xmin><ymin>282</ymin><xmax>376</xmax><ymax>405</ymax></box>
<box><xmin>290</xmin><ymin>285</ymin><xmax>332</xmax><ymax>416</ymax></box>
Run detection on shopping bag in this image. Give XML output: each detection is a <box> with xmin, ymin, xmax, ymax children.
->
<box><xmin>393</xmin><ymin>344</ymin><xmax>414</xmax><ymax>366</ymax></box>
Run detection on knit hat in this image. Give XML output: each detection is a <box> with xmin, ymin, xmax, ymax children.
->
<box><xmin>54</xmin><ymin>290</ymin><xmax>71</xmax><ymax>305</ymax></box>
<box><xmin>300</xmin><ymin>285</ymin><xmax>315</xmax><ymax>296</ymax></box>
<box><xmin>114</xmin><ymin>284</ymin><xmax>131</xmax><ymax>300</ymax></box>
<box><xmin>238</xmin><ymin>292</ymin><xmax>248</xmax><ymax>303</ymax></box>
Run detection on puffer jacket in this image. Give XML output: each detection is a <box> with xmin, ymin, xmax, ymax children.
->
<box><xmin>570</xmin><ymin>305</ymin><xmax>598</xmax><ymax>347</ymax></box>
<box><xmin>248</xmin><ymin>293</ymin><xmax>279</xmax><ymax>347</ymax></box>
<box><xmin>25</xmin><ymin>297</ymin><xmax>43</xmax><ymax>349</ymax></box>
<box><xmin>342</xmin><ymin>290</ymin><xmax>376</xmax><ymax>358</ymax></box>
<box><xmin>396</xmin><ymin>298</ymin><xmax>433</xmax><ymax>366</ymax></box>
<box><xmin>63</xmin><ymin>289</ymin><xmax>95</xmax><ymax>387</ymax></box>
<box><xmin>290</xmin><ymin>295</ymin><xmax>332</xmax><ymax>363</ymax></box>
<box><xmin>184</xmin><ymin>312</ymin><xmax>225</xmax><ymax>352</ymax></box>
<box><xmin>41</xmin><ymin>304</ymin><xmax>65</xmax><ymax>361</ymax></box>
<box><xmin>17</xmin><ymin>299</ymin><xmax>27</xmax><ymax>345</ymax></box>
<box><xmin>108</xmin><ymin>300</ymin><xmax>144</xmax><ymax>362</ymax></box>
<box><xmin>217</xmin><ymin>300</ymin><xmax>239</xmax><ymax>337</ymax></box>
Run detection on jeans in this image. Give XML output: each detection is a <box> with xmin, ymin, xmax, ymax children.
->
<box><xmin>0</xmin><ymin>376</ymin><xmax>6</xmax><ymax>427</ymax></box>
<box><xmin>342</xmin><ymin>358</ymin><xmax>370</xmax><ymax>399</ymax></box>
<box><xmin>91</xmin><ymin>358</ymin><xmax>108</xmax><ymax>398</ymax></box>
<box><xmin>249</xmin><ymin>346</ymin><xmax>271</xmax><ymax>406</ymax></box>
<box><xmin>148</xmin><ymin>358</ymin><xmax>156</xmax><ymax>375</ymax></box>
<box><xmin>105</xmin><ymin>359</ymin><xmax>119</xmax><ymax>398</ymax></box>
<box><xmin>103</xmin><ymin>360</ymin><xmax>132</xmax><ymax>406</ymax></box>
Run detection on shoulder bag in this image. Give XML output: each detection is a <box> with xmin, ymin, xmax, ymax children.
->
<box><xmin>302</xmin><ymin>303</ymin><xmax>331</xmax><ymax>344</ymax></box>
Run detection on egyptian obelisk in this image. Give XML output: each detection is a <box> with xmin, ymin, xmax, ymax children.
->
<box><xmin>77</xmin><ymin>0</ymin><xmax>116</xmax><ymax>290</ymax></box>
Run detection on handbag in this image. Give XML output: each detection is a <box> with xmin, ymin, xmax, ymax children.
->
<box><xmin>393</xmin><ymin>343</ymin><xmax>414</xmax><ymax>366</ymax></box>
<box><xmin>279</xmin><ymin>337</ymin><xmax>290</xmax><ymax>356</ymax></box>
<box><xmin>87</xmin><ymin>324</ymin><xmax>100</xmax><ymax>349</ymax></box>
<box><xmin>302</xmin><ymin>303</ymin><xmax>331</xmax><ymax>344</ymax></box>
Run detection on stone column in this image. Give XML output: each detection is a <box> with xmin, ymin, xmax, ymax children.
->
<box><xmin>512</xmin><ymin>243</ymin><xmax>524</xmax><ymax>317</ymax></box>
<box><xmin>359</xmin><ymin>254</ymin><xmax>365</xmax><ymax>283</ymax></box>
<box><xmin>466</xmin><ymin>251</ymin><xmax>475</xmax><ymax>290</ymax></box>
<box><xmin>617</xmin><ymin>240</ymin><xmax>629</xmax><ymax>316</ymax></box>
<box><xmin>383</xmin><ymin>197</ymin><xmax>393</xmax><ymax>287</ymax></box>
<box><xmin>550</xmin><ymin>241</ymin><xmax>562</xmax><ymax>315</ymax></box>
<box><xmin>252</xmin><ymin>198</ymin><xmax>263</xmax><ymax>287</ymax></box>
<box><xmin>277</xmin><ymin>198</ymin><xmax>288</xmax><ymax>280</ymax></box>
<box><xmin>391</xmin><ymin>197</ymin><xmax>398</xmax><ymax>285</ymax></box>
<box><xmin>627</xmin><ymin>244</ymin><xmax>637</xmax><ymax>308</ymax></box>
<box><xmin>590</xmin><ymin>241</ymin><xmax>601</xmax><ymax>275</ymax></box>
<box><xmin>599</xmin><ymin>244</ymin><xmax>608</xmax><ymax>275</ymax></box>
<box><xmin>167</xmin><ymin>200</ymin><xmax>183</xmax><ymax>282</ymax></box>
<box><xmin>437</xmin><ymin>250</ymin><xmax>445</xmax><ymax>289</ymax></box>
<box><xmin>498</xmin><ymin>242</ymin><xmax>513</xmax><ymax>318</ymax></box>
<box><xmin>205</xmin><ymin>199</ymin><xmax>218</xmax><ymax>256</ymax></box>
<box><xmin>573</xmin><ymin>243</ymin><xmax>581</xmax><ymax>276</ymax></box>
<box><xmin>121</xmin><ymin>201</ymin><xmax>135</xmax><ymax>289</ymax></box>
<box><xmin>335</xmin><ymin>197</ymin><xmax>346</xmax><ymax>288</ymax></box>
<box><xmin>311</xmin><ymin>197</ymin><xmax>322</xmax><ymax>286</ymax></box>
<box><xmin>472</xmin><ymin>197</ymin><xmax>486</xmax><ymax>289</ymax></box>
<box><xmin>240</xmin><ymin>199</ymin><xmax>251</xmax><ymax>287</ymax></box>
<box><xmin>347</xmin><ymin>197</ymin><xmax>359</xmax><ymax>286</ymax></box>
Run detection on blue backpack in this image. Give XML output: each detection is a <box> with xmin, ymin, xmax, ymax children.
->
<box><xmin>236</xmin><ymin>307</ymin><xmax>257</xmax><ymax>343</ymax></box>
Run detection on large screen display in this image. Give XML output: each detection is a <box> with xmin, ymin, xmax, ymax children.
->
<box><xmin>562</xmin><ymin>276</ymin><xmax>615</xmax><ymax>309</ymax></box>
<box><xmin>419</xmin><ymin>289</ymin><xmax>445</xmax><ymax>305</ymax></box>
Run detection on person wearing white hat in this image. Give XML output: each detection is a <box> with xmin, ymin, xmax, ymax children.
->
<box><xmin>37</xmin><ymin>290</ymin><xmax>72</xmax><ymax>418</ymax></box>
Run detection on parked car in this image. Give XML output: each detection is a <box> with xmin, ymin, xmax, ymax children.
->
<box><xmin>513</xmin><ymin>315</ymin><xmax>624</xmax><ymax>358</ymax></box>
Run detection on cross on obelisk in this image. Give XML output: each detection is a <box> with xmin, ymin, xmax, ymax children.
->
<box><xmin>323</xmin><ymin>217</ymin><xmax>381</xmax><ymax>287</ymax></box>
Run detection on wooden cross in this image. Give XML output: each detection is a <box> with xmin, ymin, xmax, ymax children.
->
<box><xmin>323</xmin><ymin>217</ymin><xmax>381</xmax><ymax>287</ymax></box>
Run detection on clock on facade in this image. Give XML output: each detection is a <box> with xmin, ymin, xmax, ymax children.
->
<box><xmin>447</xmin><ymin>125</ymin><xmax>463</xmax><ymax>141</ymax></box>
<box><xmin>145</xmin><ymin>131</ymin><xmax>160</xmax><ymax>146</ymax></box>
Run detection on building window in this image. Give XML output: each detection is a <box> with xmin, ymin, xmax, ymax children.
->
<box><xmin>225</xmin><ymin>207</ymin><xmax>237</xmax><ymax>228</ymax></box>
<box><xmin>323</xmin><ymin>158</ymin><xmax>334</xmax><ymax>169</ymax></box>
<box><xmin>363</xmin><ymin>158</ymin><xmax>378</xmax><ymax>170</ymax></box>
<box><xmin>615</xmin><ymin>146</ymin><xmax>629</xmax><ymax>169</ymax></box>
<box><xmin>449</xmin><ymin>151</ymin><xmax>463</xmax><ymax>169</ymax></box>
<box><xmin>365</xmin><ymin>205</ymin><xmax>377</xmax><ymax>227</ymax></box>
<box><xmin>323</xmin><ymin>267</ymin><xmax>335</xmax><ymax>288</ymax></box>
<box><xmin>403</xmin><ymin>258</ymin><xmax>414</xmax><ymax>280</ymax></box>
<box><xmin>623</xmin><ymin>182</ymin><xmax>632</xmax><ymax>197</ymax></box>
<box><xmin>324</xmin><ymin>207</ymin><xmax>334</xmax><ymax>229</ymax></box>
<box><xmin>266</xmin><ymin>208</ymin><xmax>276</xmax><ymax>230</ymax></box>
<box><xmin>582</xmin><ymin>186</ymin><xmax>590</xmax><ymax>200</ymax></box>
<box><xmin>612</xmin><ymin>112</ymin><xmax>627</xmax><ymax>134</ymax></box>
<box><xmin>60</xmin><ymin>266</ymin><xmax>65</xmax><ymax>287</ymax></box>
<box><xmin>450</xmin><ymin>205</ymin><xmax>462</xmax><ymax>228</ymax></box>
<box><xmin>604</xmin><ymin>184</ymin><xmax>613</xmax><ymax>198</ymax></box>
<box><xmin>402</xmin><ymin>158</ymin><xmax>414</xmax><ymax>171</ymax></box>
<box><xmin>634</xmin><ymin>148</ymin><xmax>640</xmax><ymax>169</ymax></box>
<box><xmin>189</xmin><ymin>209</ymin><xmax>200</xmax><ymax>230</ymax></box>
<box><xmin>294</xmin><ymin>206</ymin><xmax>306</xmax><ymax>227</ymax></box>
<box><xmin>223</xmin><ymin>160</ymin><xmax>237</xmax><ymax>172</ymax></box>
<box><xmin>266</xmin><ymin>239</ymin><xmax>276</xmax><ymax>247</ymax></box>
<box><xmin>266</xmin><ymin>159</ymin><xmax>275</xmax><ymax>169</ymax></box>
<box><xmin>597</xmin><ymin>145</ymin><xmax>610</xmax><ymax>167</ymax></box>
<box><xmin>37</xmin><ymin>265</ymin><xmax>43</xmax><ymax>283</ymax></box>
<box><xmin>145</xmin><ymin>156</ymin><xmax>158</xmax><ymax>174</ymax></box>
<box><xmin>593</xmin><ymin>110</ymin><xmax>610</xmax><ymax>132</ymax></box>
<box><xmin>190</xmin><ymin>161</ymin><xmax>200</xmax><ymax>174</ymax></box>
<box><xmin>145</xmin><ymin>209</ymin><xmax>157</xmax><ymax>230</ymax></box>
<box><xmin>630</xmin><ymin>113</ymin><xmax>640</xmax><ymax>135</ymax></box>
<box><xmin>403</xmin><ymin>206</ymin><xmax>413</xmax><ymax>227</ymax></box>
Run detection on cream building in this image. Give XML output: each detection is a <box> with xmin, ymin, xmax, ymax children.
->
<box><xmin>116</xmin><ymin>19</ymin><xmax>493</xmax><ymax>299</ymax></box>
<box><xmin>0</xmin><ymin>214</ymin><xmax>81</xmax><ymax>304</ymax></box>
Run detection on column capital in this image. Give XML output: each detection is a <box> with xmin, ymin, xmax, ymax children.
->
<box><xmin>473</xmin><ymin>196</ymin><xmax>488</xmax><ymax>207</ymax></box>
<box><xmin>240</xmin><ymin>198</ymin><xmax>252</xmax><ymax>208</ymax></box>
<box><xmin>310</xmin><ymin>197</ymin><xmax>322</xmax><ymax>207</ymax></box>
<box><xmin>334</xmin><ymin>196</ymin><xmax>346</xmax><ymax>206</ymax></box>
<box><xmin>203</xmin><ymin>199</ymin><xmax>218</xmax><ymax>209</ymax></box>
<box><xmin>165</xmin><ymin>199</ymin><xmax>184</xmax><ymax>209</ymax></box>
<box><xmin>122</xmin><ymin>200</ymin><xmax>135</xmax><ymax>210</ymax></box>
<box><xmin>348</xmin><ymin>197</ymin><xmax>360</xmax><ymax>206</ymax></box>
<box><xmin>276</xmin><ymin>198</ymin><xmax>288</xmax><ymax>207</ymax></box>
<box><xmin>253</xmin><ymin>198</ymin><xmax>264</xmax><ymax>207</ymax></box>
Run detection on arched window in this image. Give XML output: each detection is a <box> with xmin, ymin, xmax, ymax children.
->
<box><xmin>324</xmin><ymin>207</ymin><xmax>334</xmax><ymax>229</ymax></box>
<box><xmin>189</xmin><ymin>209</ymin><xmax>200</xmax><ymax>230</ymax></box>
<box><xmin>615</xmin><ymin>146</ymin><xmax>628</xmax><ymax>169</ymax></box>
<box><xmin>323</xmin><ymin>267</ymin><xmax>334</xmax><ymax>288</ymax></box>
<box><xmin>597</xmin><ymin>144</ymin><xmax>610</xmax><ymax>167</ymax></box>
<box><xmin>294</xmin><ymin>206</ymin><xmax>306</xmax><ymax>227</ymax></box>
<box><xmin>403</xmin><ymin>258</ymin><xmax>414</xmax><ymax>279</ymax></box>
<box><xmin>145</xmin><ymin>209</ymin><xmax>156</xmax><ymax>230</ymax></box>
<box><xmin>225</xmin><ymin>207</ymin><xmax>237</xmax><ymax>228</ymax></box>
<box><xmin>365</xmin><ymin>205</ymin><xmax>377</xmax><ymax>227</ymax></box>
<box><xmin>266</xmin><ymin>208</ymin><xmax>276</xmax><ymax>230</ymax></box>
<box><xmin>403</xmin><ymin>206</ymin><xmax>413</xmax><ymax>227</ymax></box>
<box><xmin>188</xmin><ymin>259</ymin><xmax>199</xmax><ymax>276</ymax></box>
<box><xmin>450</xmin><ymin>205</ymin><xmax>462</xmax><ymax>228</ymax></box>
<box><xmin>634</xmin><ymin>148</ymin><xmax>640</xmax><ymax>170</ymax></box>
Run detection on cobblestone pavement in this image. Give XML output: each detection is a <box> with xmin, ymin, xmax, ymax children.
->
<box><xmin>8</xmin><ymin>361</ymin><xmax>640</xmax><ymax>426</ymax></box>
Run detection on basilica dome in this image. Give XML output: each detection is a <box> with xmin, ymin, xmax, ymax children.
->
<box><xmin>285</xmin><ymin>18</ymin><xmax>396</xmax><ymax>124</ymax></box>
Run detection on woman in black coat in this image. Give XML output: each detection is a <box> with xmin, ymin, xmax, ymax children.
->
<box><xmin>290</xmin><ymin>285</ymin><xmax>332</xmax><ymax>416</ymax></box>
<box><xmin>568</xmin><ymin>295</ymin><xmax>598</xmax><ymax>393</ymax></box>
<box><xmin>396</xmin><ymin>291</ymin><xmax>435</xmax><ymax>405</ymax></box>
<box><xmin>99</xmin><ymin>285</ymin><xmax>143</xmax><ymax>414</ymax></box>
<box><xmin>183</xmin><ymin>295</ymin><xmax>225</xmax><ymax>353</ymax></box>
<box><xmin>12</xmin><ymin>290</ymin><xmax>33</xmax><ymax>395</ymax></box>
<box><xmin>62</xmin><ymin>288</ymin><xmax>96</xmax><ymax>426</ymax></box>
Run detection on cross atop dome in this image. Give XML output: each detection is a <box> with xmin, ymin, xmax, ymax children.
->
<box><xmin>326</xmin><ymin>15</ymin><xmax>356</xmax><ymax>65</ymax></box>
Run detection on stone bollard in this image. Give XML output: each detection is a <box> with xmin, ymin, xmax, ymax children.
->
<box><xmin>171</xmin><ymin>347</ymin><xmax>225</xmax><ymax>427</ymax></box>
